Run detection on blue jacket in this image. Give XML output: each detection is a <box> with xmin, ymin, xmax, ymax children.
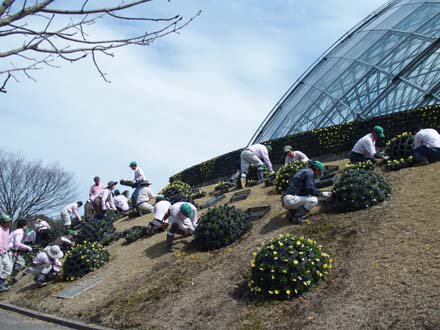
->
<box><xmin>283</xmin><ymin>168</ymin><xmax>322</xmax><ymax>197</ymax></box>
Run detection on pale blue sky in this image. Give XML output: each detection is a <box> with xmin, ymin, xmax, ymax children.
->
<box><xmin>1</xmin><ymin>0</ymin><xmax>383</xmax><ymax>206</ymax></box>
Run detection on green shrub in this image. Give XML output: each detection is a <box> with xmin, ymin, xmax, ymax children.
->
<box><xmin>385</xmin><ymin>132</ymin><xmax>414</xmax><ymax>160</ymax></box>
<box><xmin>122</xmin><ymin>226</ymin><xmax>149</xmax><ymax>244</ymax></box>
<box><xmin>331</xmin><ymin>169</ymin><xmax>392</xmax><ymax>212</ymax></box>
<box><xmin>63</xmin><ymin>241</ymin><xmax>110</xmax><ymax>281</ymax></box>
<box><xmin>249</xmin><ymin>234</ymin><xmax>332</xmax><ymax>299</ymax></box>
<box><xmin>275</xmin><ymin>161</ymin><xmax>307</xmax><ymax>193</ymax></box>
<box><xmin>160</xmin><ymin>181</ymin><xmax>193</xmax><ymax>205</ymax></box>
<box><xmin>194</xmin><ymin>205</ymin><xmax>251</xmax><ymax>251</ymax></box>
<box><xmin>75</xmin><ymin>218</ymin><xmax>117</xmax><ymax>245</ymax></box>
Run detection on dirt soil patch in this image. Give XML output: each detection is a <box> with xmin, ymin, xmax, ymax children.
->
<box><xmin>2</xmin><ymin>160</ymin><xmax>440</xmax><ymax>330</ymax></box>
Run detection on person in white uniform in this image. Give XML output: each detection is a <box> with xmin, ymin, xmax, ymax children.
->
<box><xmin>349</xmin><ymin>126</ymin><xmax>385</xmax><ymax>164</ymax></box>
<box><xmin>412</xmin><ymin>125</ymin><xmax>440</xmax><ymax>165</ymax></box>
<box><xmin>240</xmin><ymin>144</ymin><xmax>275</xmax><ymax>187</ymax></box>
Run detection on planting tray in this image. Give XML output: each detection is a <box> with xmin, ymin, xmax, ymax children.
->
<box><xmin>230</xmin><ymin>189</ymin><xmax>251</xmax><ymax>203</ymax></box>
<box><xmin>209</xmin><ymin>190</ymin><xmax>226</xmax><ymax>197</ymax></box>
<box><xmin>247</xmin><ymin>205</ymin><xmax>271</xmax><ymax>222</ymax></box>
<box><xmin>199</xmin><ymin>194</ymin><xmax>225</xmax><ymax>209</ymax></box>
<box><xmin>214</xmin><ymin>185</ymin><xmax>230</xmax><ymax>194</ymax></box>
<box><xmin>315</xmin><ymin>173</ymin><xmax>339</xmax><ymax>188</ymax></box>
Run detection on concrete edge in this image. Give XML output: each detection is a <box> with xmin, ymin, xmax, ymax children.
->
<box><xmin>0</xmin><ymin>301</ymin><xmax>115</xmax><ymax>330</ymax></box>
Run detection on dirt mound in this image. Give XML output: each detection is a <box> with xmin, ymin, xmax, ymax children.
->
<box><xmin>3</xmin><ymin>160</ymin><xmax>440</xmax><ymax>330</ymax></box>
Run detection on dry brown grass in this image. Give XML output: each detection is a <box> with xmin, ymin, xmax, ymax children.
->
<box><xmin>3</xmin><ymin>160</ymin><xmax>440</xmax><ymax>330</ymax></box>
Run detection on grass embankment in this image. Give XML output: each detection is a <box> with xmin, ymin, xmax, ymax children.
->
<box><xmin>3</xmin><ymin>160</ymin><xmax>440</xmax><ymax>330</ymax></box>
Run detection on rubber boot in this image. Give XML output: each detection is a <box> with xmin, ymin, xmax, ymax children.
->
<box><xmin>240</xmin><ymin>177</ymin><xmax>247</xmax><ymax>189</ymax></box>
<box><xmin>36</xmin><ymin>274</ymin><xmax>48</xmax><ymax>288</ymax></box>
<box><xmin>0</xmin><ymin>279</ymin><xmax>10</xmax><ymax>292</ymax></box>
<box><xmin>145</xmin><ymin>223</ymin><xmax>154</xmax><ymax>236</ymax></box>
<box><xmin>286</xmin><ymin>210</ymin><xmax>295</xmax><ymax>224</ymax></box>
<box><xmin>166</xmin><ymin>234</ymin><xmax>174</xmax><ymax>253</ymax></box>
<box><xmin>10</xmin><ymin>269</ymin><xmax>18</xmax><ymax>284</ymax></box>
<box><xmin>257</xmin><ymin>170</ymin><xmax>264</xmax><ymax>183</ymax></box>
<box><xmin>293</xmin><ymin>206</ymin><xmax>309</xmax><ymax>224</ymax></box>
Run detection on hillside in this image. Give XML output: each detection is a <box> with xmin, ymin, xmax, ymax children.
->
<box><xmin>2</xmin><ymin>160</ymin><xmax>440</xmax><ymax>330</ymax></box>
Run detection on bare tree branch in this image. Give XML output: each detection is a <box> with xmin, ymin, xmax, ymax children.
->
<box><xmin>0</xmin><ymin>149</ymin><xmax>78</xmax><ymax>220</ymax></box>
<box><xmin>0</xmin><ymin>0</ymin><xmax>200</xmax><ymax>92</ymax></box>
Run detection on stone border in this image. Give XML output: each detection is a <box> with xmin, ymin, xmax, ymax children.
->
<box><xmin>0</xmin><ymin>301</ymin><xmax>115</xmax><ymax>330</ymax></box>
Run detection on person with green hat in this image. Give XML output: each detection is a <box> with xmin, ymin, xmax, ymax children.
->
<box><xmin>0</xmin><ymin>213</ymin><xmax>12</xmax><ymax>291</ymax></box>
<box><xmin>145</xmin><ymin>195</ymin><xmax>172</xmax><ymax>236</ymax></box>
<box><xmin>114</xmin><ymin>189</ymin><xmax>129</xmax><ymax>213</ymax></box>
<box><xmin>53</xmin><ymin>229</ymin><xmax>77</xmax><ymax>253</ymax></box>
<box><xmin>129</xmin><ymin>161</ymin><xmax>147</xmax><ymax>203</ymax></box>
<box><xmin>9</xmin><ymin>219</ymin><xmax>32</xmax><ymax>284</ymax></box>
<box><xmin>166</xmin><ymin>202</ymin><xmax>198</xmax><ymax>252</ymax></box>
<box><xmin>350</xmin><ymin>126</ymin><xmax>385</xmax><ymax>164</ymax></box>
<box><xmin>239</xmin><ymin>143</ymin><xmax>275</xmax><ymax>187</ymax></box>
<box><xmin>282</xmin><ymin>161</ymin><xmax>331</xmax><ymax>224</ymax></box>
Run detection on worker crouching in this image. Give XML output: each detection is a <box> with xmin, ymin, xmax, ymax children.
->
<box><xmin>282</xmin><ymin>161</ymin><xmax>331</xmax><ymax>224</ymax></box>
<box><xmin>166</xmin><ymin>202</ymin><xmax>197</xmax><ymax>252</ymax></box>
<box><xmin>30</xmin><ymin>245</ymin><xmax>63</xmax><ymax>288</ymax></box>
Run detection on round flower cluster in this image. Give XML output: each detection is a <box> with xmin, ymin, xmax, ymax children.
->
<box><xmin>63</xmin><ymin>241</ymin><xmax>110</xmax><ymax>281</ymax></box>
<box><xmin>331</xmin><ymin>168</ymin><xmax>392</xmax><ymax>212</ymax></box>
<box><xmin>160</xmin><ymin>180</ymin><xmax>193</xmax><ymax>205</ymax></box>
<box><xmin>275</xmin><ymin>161</ymin><xmax>307</xmax><ymax>193</ymax></box>
<box><xmin>249</xmin><ymin>234</ymin><xmax>332</xmax><ymax>299</ymax></box>
<box><xmin>384</xmin><ymin>132</ymin><xmax>414</xmax><ymax>160</ymax></box>
<box><xmin>194</xmin><ymin>205</ymin><xmax>251</xmax><ymax>251</ymax></box>
<box><xmin>75</xmin><ymin>217</ymin><xmax>117</xmax><ymax>246</ymax></box>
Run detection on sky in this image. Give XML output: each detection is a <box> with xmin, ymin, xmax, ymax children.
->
<box><xmin>1</xmin><ymin>0</ymin><xmax>384</xmax><ymax>205</ymax></box>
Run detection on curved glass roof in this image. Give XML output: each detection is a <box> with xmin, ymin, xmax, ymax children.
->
<box><xmin>251</xmin><ymin>0</ymin><xmax>440</xmax><ymax>143</ymax></box>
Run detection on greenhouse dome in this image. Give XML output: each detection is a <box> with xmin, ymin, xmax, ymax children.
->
<box><xmin>251</xmin><ymin>0</ymin><xmax>440</xmax><ymax>143</ymax></box>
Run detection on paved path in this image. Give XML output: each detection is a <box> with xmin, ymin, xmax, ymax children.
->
<box><xmin>0</xmin><ymin>308</ymin><xmax>70</xmax><ymax>330</ymax></box>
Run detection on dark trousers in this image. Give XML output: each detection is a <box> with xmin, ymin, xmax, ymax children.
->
<box><xmin>349</xmin><ymin>151</ymin><xmax>374</xmax><ymax>164</ymax></box>
<box><xmin>413</xmin><ymin>146</ymin><xmax>440</xmax><ymax>163</ymax></box>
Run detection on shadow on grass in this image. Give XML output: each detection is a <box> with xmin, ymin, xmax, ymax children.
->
<box><xmin>259</xmin><ymin>214</ymin><xmax>290</xmax><ymax>235</ymax></box>
<box><xmin>144</xmin><ymin>236</ymin><xmax>192</xmax><ymax>259</ymax></box>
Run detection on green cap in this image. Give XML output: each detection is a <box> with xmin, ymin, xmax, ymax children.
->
<box><xmin>114</xmin><ymin>189</ymin><xmax>120</xmax><ymax>195</ymax></box>
<box><xmin>373</xmin><ymin>126</ymin><xmax>385</xmax><ymax>138</ymax></box>
<box><xmin>0</xmin><ymin>213</ymin><xmax>11</xmax><ymax>223</ymax></box>
<box><xmin>309</xmin><ymin>160</ymin><xmax>324</xmax><ymax>172</ymax></box>
<box><xmin>265</xmin><ymin>145</ymin><xmax>272</xmax><ymax>152</ymax></box>
<box><xmin>155</xmin><ymin>194</ymin><xmax>165</xmax><ymax>202</ymax></box>
<box><xmin>180</xmin><ymin>203</ymin><xmax>193</xmax><ymax>218</ymax></box>
<box><xmin>129</xmin><ymin>161</ymin><xmax>137</xmax><ymax>167</ymax></box>
<box><xmin>67</xmin><ymin>229</ymin><xmax>77</xmax><ymax>236</ymax></box>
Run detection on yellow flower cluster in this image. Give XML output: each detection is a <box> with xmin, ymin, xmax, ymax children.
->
<box><xmin>249</xmin><ymin>234</ymin><xmax>332</xmax><ymax>299</ymax></box>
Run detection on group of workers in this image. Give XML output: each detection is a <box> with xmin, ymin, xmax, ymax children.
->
<box><xmin>0</xmin><ymin>215</ymin><xmax>67</xmax><ymax>291</ymax></box>
<box><xmin>0</xmin><ymin>124</ymin><xmax>438</xmax><ymax>292</ymax></box>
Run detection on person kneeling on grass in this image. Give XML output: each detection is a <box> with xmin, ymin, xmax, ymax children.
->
<box><xmin>349</xmin><ymin>126</ymin><xmax>385</xmax><ymax>164</ymax></box>
<box><xmin>53</xmin><ymin>229</ymin><xmax>77</xmax><ymax>254</ymax></box>
<box><xmin>166</xmin><ymin>202</ymin><xmax>198</xmax><ymax>253</ymax></box>
<box><xmin>282</xmin><ymin>161</ymin><xmax>331</xmax><ymax>224</ymax></box>
<box><xmin>412</xmin><ymin>125</ymin><xmax>440</xmax><ymax>166</ymax></box>
<box><xmin>114</xmin><ymin>189</ymin><xmax>130</xmax><ymax>214</ymax></box>
<box><xmin>145</xmin><ymin>195</ymin><xmax>171</xmax><ymax>236</ymax></box>
<box><xmin>9</xmin><ymin>219</ymin><xmax>32</xmax><ymax>284</ymax></box>
<box><xmin>30</xmin><ymin>245</ymin><xmax>63</xmax><ymax>288</ymax></box>
<box><xmin>136</xmin><ymin>180</ymin><xmax>155</xmax><ymax>215</ymax></box>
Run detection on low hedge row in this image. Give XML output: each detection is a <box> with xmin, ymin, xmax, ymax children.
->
<box><xmin>170</xmin><ymin>104</ymin><xmax>440</xmax><ymax>186</ymax></box>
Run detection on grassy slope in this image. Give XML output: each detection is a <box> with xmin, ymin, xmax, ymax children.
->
<box><xmin>3</xmin><ymin>160</ymin><xmax>440</xmax><ymax>330</ymax></box>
